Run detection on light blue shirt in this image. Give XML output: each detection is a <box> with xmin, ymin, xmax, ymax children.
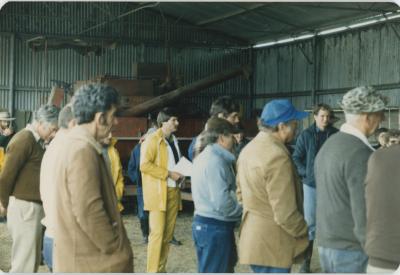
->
<box><xmin>191</xmin><ymin>143</ymin><xmax>242</xmax><ymax>222</ymax></box>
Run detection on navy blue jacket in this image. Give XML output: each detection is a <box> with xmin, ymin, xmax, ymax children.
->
<box><xmin>127</xmin><ymin>143</ymin><xmax>142</xmax><ymax>186</ymax></box>
<box><xmin>293</xmin><ymin>123</ymin><xmax>338</xmax><ymax>187</ymax></box>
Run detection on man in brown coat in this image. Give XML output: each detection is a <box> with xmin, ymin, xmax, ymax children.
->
<box><xmin>364</xmin><ymin>145</ymin><xmax>400</xmax><ymax>273</ymax></box>
<box><xmin>52</xmin><ymin>84</ymin><xmax>133</xmax><ymax>272</ymax></box>
<box><xmin>236</xmin><ymin>99</ymin><xmax>309</xmax><ymax>273</ymax></box>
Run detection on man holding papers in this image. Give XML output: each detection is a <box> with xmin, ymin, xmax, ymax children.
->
<box><xmin>140</xmin><ymin>107</ymin><xmax>184</xmax><ymax>273</ymax></box>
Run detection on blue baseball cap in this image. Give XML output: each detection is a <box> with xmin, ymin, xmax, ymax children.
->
<box><xmin>260</xmin><ymin>99</ymin><xmax>308</xmax><ymax>127</ymax></box>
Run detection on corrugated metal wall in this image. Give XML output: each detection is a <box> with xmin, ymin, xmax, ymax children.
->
<box><xmin>254</xmin><ymin>22</ymin><xmax>400</xmax><ymax>112</ymax></box>
<box><xmin>0</xmin><ymin>2</ymin><xmax>243</xmax><ymax>47</ymax></box>
<box><xmin>0</xmin><ymin>35</ymin><xmax>10</xmax><ymax>106</ymax></box>
<box><xmin>0</xmin><ymin>34</ymin><xmax>250</xmax><ymax>114</ymax></box>
<box><xmin>0</xmin><ymin>2</ymin><xmax>251</xmax><ymax>115</ymax></box>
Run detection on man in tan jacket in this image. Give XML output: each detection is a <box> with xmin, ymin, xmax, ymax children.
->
<box><xmin>52</xmin><ymin>84</ymin><xmax>133</xmax><ymax>272</ymax></box>
<box><xmin>236</xmin><ymin>99</ymin><xmax>309</xmax><ymax>273</ymax></box>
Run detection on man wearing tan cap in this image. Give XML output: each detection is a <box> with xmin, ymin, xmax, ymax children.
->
<box><xmin>315</xmin><ymin>86</ymin><xmax>387</xmax><ymax>273</ymax></box>
<box><xmin>0</xmin><ymin>110</ymin><xmax>16</xmax><ymax>149</ymax></box>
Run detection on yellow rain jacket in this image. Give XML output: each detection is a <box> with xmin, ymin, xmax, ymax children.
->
<box><xmin>0</xmin><ymin>147</ymin><xmax>4</xmax><ymax>172</ymax></box>
<box><xmin>140</xmin><ymin>128</ymin><xmax>182</xmax><ymax>211</ymax></box>
<box><xmin>107</xmin><ymin>138</ymin><xmax>125</xmax><ymax>212</ymax></box>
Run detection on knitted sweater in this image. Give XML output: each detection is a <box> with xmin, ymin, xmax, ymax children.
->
<box><xmin>0</xmin><ymin>129</ymin><xmax>44</xmax><ymax>207</ymax></box>
<box><xmin>315</xmin><ymin>132</ymin><xmax>372</xmax><ymax>251</ymax></box>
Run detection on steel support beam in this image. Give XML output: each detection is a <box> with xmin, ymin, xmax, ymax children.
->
<box><xmin>248</xmin><ymin>82</ymin><xmax>400</xmax><ymax>100</ymax></box>
<box><xmin>311</xmin><ymin>36</ymin><xmax>317</xmax><ymax>105</ymax></box>
<box><xmin>196</xmin><ymin>3</ymin><xmax>265</xmax><ymax>26</ymax></box>
<box><xmin>248</xmin><ymin>47</ymin><xmax>255</xmax><ymax>116</ymax></box>
<box><xmin>8</xmin><ymin>33</ymin><xmax>15</xmax><ymax>116</ymax></box>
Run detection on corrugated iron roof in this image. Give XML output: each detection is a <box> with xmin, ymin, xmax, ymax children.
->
<box><xmin>154</xmin><ymin>2</ymin><xmax>399</xmax><ymax>44</ymax></box>
<box><xmin>1</xmin><ymin>2</ymin><xmax>399</xmax><ymax>47</ymax></box>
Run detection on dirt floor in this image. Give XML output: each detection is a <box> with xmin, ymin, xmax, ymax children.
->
<box><xmin>0</xmin><ymin>203</ymin><xmax>321</xmax><ymax>273</ymax></box>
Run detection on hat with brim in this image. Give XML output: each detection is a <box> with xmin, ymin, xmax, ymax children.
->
<box><xmin>206</xmin><ymin>117</ymin><xmax>240</xmax><ymax>135</ymax></box>
<box><xmin>340</xmin><ymin>86</ymin><xmax>388</xmax><ymax>114</ymax></box>
<box><xmin>0</xmin><ymin>111</ymin><xmax>16</xmax><ymax>121</ymax></box>
<box><xmin>261</xmin><ymin>99</ymin><xmax>308</xmax><ymax>127</ymax></box>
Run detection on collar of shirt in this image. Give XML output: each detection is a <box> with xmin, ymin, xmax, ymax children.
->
<box><xmin>211</xmin><ymin>143</ymin><xmax>236</xmax><ymax>163</ymax></box>
<box><xmin>25</xmin><ymin>124</ymin><xmax>41</xmax><ymax>142</ymax></box>
<box><xmin>315</xmin><ymin>125</ymin><xmax>324</xmax><ymax>133</ymax></box>
<box><xmin>340</xmin><ymin>123</ymin><xmax>375</xmax><ymax>151</ymax></box>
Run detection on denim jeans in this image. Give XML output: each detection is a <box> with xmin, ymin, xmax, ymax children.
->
<box><xmin>192</xmin><ymin>215</ymin><xmax>237</xmax><ymax>273</ymax></box>
<box><xmin>318</xmin><ymin>246</ymin><xmax>368</xmax><ymax>273</ymax></box>
<box><xmin>250</xmin><ymin>265</ymin><xmax>290</xmax><ymax>273</ymax></box>
<box><xmin>42</xmin><ymin>234</ymin><xmax>53</xmax><ymax>271</ymax></box>
<box><xmin>303</xmin><ymin>184</ymin><xmax>316</xmax><ymax>240</ymax></box>
<box><xmin>136</xmin><ymin>185</ymin><xmax>149</xmax><ymax>220</ymax></box>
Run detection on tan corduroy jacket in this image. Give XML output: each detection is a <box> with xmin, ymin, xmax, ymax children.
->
<box><xmin>52</xmin><ymin>126</ymin><xmax>133</xmax><ymax>272</ymax></box>
<box><xmin>236</xmin><ymin>131</ymin><xmax>308</xmax><ymax>268</ymax></box>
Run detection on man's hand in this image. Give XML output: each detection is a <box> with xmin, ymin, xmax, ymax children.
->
<box><xmin>3</xmin><ymin>128</ymin><xmax>13</xmax><ymax>136</ymax></box>
<box><xmin>168</xmin><ymin>171</ymin><xmax>183</xmax><ymax>181</ymax></box>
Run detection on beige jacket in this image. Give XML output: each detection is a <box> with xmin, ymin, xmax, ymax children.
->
<box><xmin>52</xmin><ymin>126</ymin><xmax>133</xmax><ymax>272</ymax></box>
<box><xmin>236</xmin><ymin>131</ymin><xmax>308</xmax><ymax>268</ymax></box>
<box><xmin>40</xmin><ymin>129</ymin><xmax>68</xmax><ymax>238</ymax></box>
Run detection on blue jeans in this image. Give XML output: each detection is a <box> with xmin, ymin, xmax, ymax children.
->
<box><xmin>318</xmin><ymin>246</ymin><xmax>368</xmax><ymax>273</ymax></box>
<box><xmin>303</xmin><ymin>184</ymin><xmax>316</xmax><ymax>240</ymax></box>
<box><xmin>136</xmin><ymin>185</ymin><xmax>148</xmax><ymax>220</ymax></box>
<box><xmin>42</xmin><ymin>234</ymin><xmax>53</xmax><ymax>271</ymax></box>
<box><xmin>192</xmin><ymin>215</ymin><xmax>237</xmax><ymax>273</ymax></box>
<box><xmin>250</xmin><ymin>265</ymin><xmax>290</xmax><ymax>273</ymax></box>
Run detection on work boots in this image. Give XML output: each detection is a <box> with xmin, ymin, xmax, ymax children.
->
<box><xmin>139</xmin><ymin>218</ymin><xmax>149</xmax><ymax>244</ymax></box>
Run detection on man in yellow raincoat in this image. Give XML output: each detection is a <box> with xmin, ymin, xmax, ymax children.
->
<box><xmin>101</xmin><ymin>133</ymin><xmax>124</xmax><ymax>212</ymax></box>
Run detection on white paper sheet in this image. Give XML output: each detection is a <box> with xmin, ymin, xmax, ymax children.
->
<box><xmin>171</xmin><ymin>156</ymin><xmax>193</xmax><ymax>177</ymax></box>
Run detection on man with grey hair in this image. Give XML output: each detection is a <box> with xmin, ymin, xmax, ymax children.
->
<box><xmin>52</xmin><ymin>84</ymin><xmax>133</xmax><ymax>272</ymax></box>
<box><xmin>0</xmin><ymin>104</ymin><xmax>59</xmax><ymax>272</ymax></box>
<box><xmin>315</xmin><ymin>86</ymin><xmax>387</xmax><ymax>273</ymax></box>
<box><xmin>40</xmin><ymin>104</ymin><xmax>76</xmax><ymax>271</ymax></box>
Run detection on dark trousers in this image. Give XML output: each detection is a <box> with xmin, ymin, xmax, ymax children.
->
<box><xmin>250</xmin><ymin>265</ymin><xmax>290</xmax><ymax>273</ymax></box>
<box><xmin>136</xmin><ymin>185</ymin><xmax>149</xmax><ymax>237</ymax></box>
<box><xmin>192</xmin><ymin>215</ymin><xmax>237</xmax><ymax>273</ymax></box>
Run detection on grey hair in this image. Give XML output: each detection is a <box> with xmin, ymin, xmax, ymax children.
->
<box><xmin>33</xmin><ymin>104</ymin><xmax>60</xmax><ymax>127</ymax></box>
<box><xmin>58</xmin><ymin>104</ymin><xmax>74</xmax><ymax>129</ymax></box>
<box><xmin>193</xmin><ymin>129</ymin><xmax>225</xmax><ymax>159</ymax></box>
<box><xmin>72</xmin><ymin>84</ymin><xmax>120</xmax><ymax>125</ymax></box>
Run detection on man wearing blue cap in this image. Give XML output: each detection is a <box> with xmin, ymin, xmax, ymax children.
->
<box><xmin>236</xmin><ymin>99</ymin><xmax>309</xmax><ymax>273</ymax></box>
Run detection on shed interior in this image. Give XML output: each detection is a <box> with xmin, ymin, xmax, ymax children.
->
<box><xmin>1</xmin><ymin>1</ymin><xmax>400</xmax><ymax>163</ymax></box>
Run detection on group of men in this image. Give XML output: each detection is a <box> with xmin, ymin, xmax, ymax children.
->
<box><xmin>189</xmin><ymin>85</ymin><xmax>399</xmax><ymax>273</ymax></box>
<box><xmin>0</xmin><ymin>83</ymin><xmax>399</xmax><ymax>273</ymax></box>
<box><xmin>0</xmin><ymin>84</ymin><xmax>133</xmax><ymax>272</ymax></box>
